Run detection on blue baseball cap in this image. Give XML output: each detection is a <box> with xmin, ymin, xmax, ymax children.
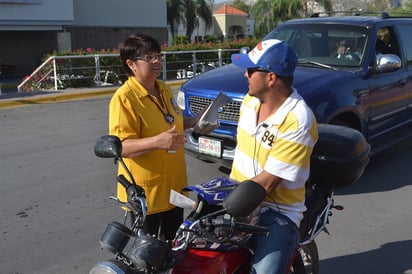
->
<box><xmin>231</xmin><ymin>39</ymin><xmax>298</xmax><ymax>77</ymax></box>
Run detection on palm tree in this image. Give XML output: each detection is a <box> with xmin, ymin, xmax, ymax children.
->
<box><xmin>167</xmin><ymin>0</ymin><xmax>214</xmax><ymax>42</ymax></box>
<box><xmin>167</xmin><ymin>0</ymin><xmax>184</xmax><ymax>37</ymax></box>
<box><xmin>251</xmin><ymin>0</ymin><xmax>302</xmax><ymax>39</ymax></box>
<box><xmin>251</xmin><ymin>0</ymin><xmax>332</xmax><ymax>39</ymax></box>
<box><xmin>231</xmin><ymin>0</ymin><xmax>250</xmax><ymax>13</ymax></box>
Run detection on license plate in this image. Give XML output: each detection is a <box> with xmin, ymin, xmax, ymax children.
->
<box><xmin>198</xmin><ymin>136</ymin><xmax>222</xmax><ymax>158</ymax></box>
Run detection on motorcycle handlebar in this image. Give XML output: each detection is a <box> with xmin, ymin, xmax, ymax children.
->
<box><xmin>117</xmin><ymin>174</ymin><xmax>130</xmax><ymax>190</ymax></box>
<box><xmin>231</xmin><ymin>222</ymin><xmax>269</xmax><ymax>237</ymax></box>
<box><xmin>117</xmin><ymin>175</ymin><xmax>145</xmax><ymax>198</ymax></box>
<box><xmin>205</xmin><ymin>218</ymin><xmax>270</xmax><ymax>237</ymax></box>
<box><xmin>116</xmin><ymin>175</ymin><xmax>147</xmax><ymax>217</ymax></box>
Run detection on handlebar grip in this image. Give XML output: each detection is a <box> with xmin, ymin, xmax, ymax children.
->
<box><xmin>118</xmin><ymin>174</ymin><xmax>146</xmax><ymax>199</ymax></box>
<box><xmin>117</xmin><ymin>174</ymin><xmax>131</xmax><ymax>190</ymax></box>
<box><xmin>233</xmin><ymin>222</ymin><xmax>269</xmax><ymax>237</ymax></box>
<box><xmin>207</xmin><ymin>217</ymin><xmax>270</xmax><ymax>237</ymax></box>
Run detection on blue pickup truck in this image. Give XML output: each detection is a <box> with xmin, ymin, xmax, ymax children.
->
<box><xmin>177</xmin><ymin>13</ymin><xmax>412</xmax><ymax>168</ymax></box>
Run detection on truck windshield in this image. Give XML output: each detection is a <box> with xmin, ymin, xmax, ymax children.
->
<box><xmin>264</xmin><ymin>24</ymin><xmax>369</xmax><ymax>68</ymax></box>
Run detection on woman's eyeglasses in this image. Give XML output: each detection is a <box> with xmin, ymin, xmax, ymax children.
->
<box><xmin>247</xmin><ymin>67</ymin><xmax>270</xmax><ymax>78</ymax></box>
<box><xmin>134</xmin><ymin>53</ymin><xmax>163</xmax><ymax>62</ymax></box>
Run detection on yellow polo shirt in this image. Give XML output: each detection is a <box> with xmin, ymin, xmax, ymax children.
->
<box><xmin>230</xmin><ymin>90</ymin><xmax>318</xmax><ymax>226</ymax></box>
<box><xmin>109</xmin><ymin>76</ymin><xmax>187</xmax><ymax>215</ymax></box>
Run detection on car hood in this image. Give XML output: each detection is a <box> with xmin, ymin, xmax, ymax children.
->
<box><xmin>181</xmin><ymin>63</ymin><xmax>359</xmax><ymax>100</ymax></box>
<box><xmin>181</xmin><ymin>64</ymin><xmax>248</xmax><ymax>97</ymax></box>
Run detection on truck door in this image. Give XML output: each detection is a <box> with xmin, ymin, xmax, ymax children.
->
<box><xmin>396</xmin><ymin>23</ymin><xmax>412</xmax><ymax>128</ymax></box>
<box><xmin>367</xmin><ymin>26</ymin><xmax>409</xmax><ymax>142</ymax></box>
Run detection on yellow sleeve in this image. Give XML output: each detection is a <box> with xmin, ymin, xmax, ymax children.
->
<box><xmin>109</xmin><ymin>91</ymin><xmax>141</xmax><ymax>140</ymax></box>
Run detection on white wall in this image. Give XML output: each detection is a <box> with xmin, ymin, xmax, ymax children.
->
<box><xmin>0</xmin><ymin>0</ymin><xmax>168</xmax><ymax>78</ymax></box>
<box><xmin>173</xmin><ymin>17</ymin><xmax>215</xmax><ymax>42</ymax></box>
<box><xmin>0</xmin><ymin>0</ymin><xmax>167</xmax><ymax>30</ymax></box>
<box><xmin>72</xmin><ymin>0</ymin><xmax>166</xmax><ymax>28</ymax></box>
<box><xmin>0</xmin><ymin>0</ymin><xmax>73</xmax><ymax>30</ymax></box>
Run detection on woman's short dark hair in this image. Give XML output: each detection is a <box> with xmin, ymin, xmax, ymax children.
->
<box><xmin>119</xmin><ymin>34</ymin><xmax>161</xmax><ymax>76</ymax></box>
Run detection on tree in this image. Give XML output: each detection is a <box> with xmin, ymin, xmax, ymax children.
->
<box><xmin>231</xmin><ymin>0</ymin><xmax>250</xmax><ymax>14</ymax></box>
<box><xmin>251</xmin><ymin>0</ymin><xmax>303</xmax><ymax>39</ymax></box>
<box><xmin>167</xmin><ymin>0</ymin><xmax>214</xmax><ymax>42</ymax></box>
<box><xmin>167</xmin><ymin>0</ymin><xmax>184</xmax><ymax>37</ymax></box>
<box><xmin>251</xmin><ymin>0</ymin><xmax>332</xmax><ymax>39</ymax></box>
<box><xmin>302</xmin><ymin>0</ymin><xmax>333</xmax><ymax>17</ymax></box>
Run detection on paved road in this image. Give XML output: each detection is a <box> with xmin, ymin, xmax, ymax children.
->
<box><xmin>0</xmin><ymin>95</ymin><xmax>411</xmax><ymax>273</ymax></box>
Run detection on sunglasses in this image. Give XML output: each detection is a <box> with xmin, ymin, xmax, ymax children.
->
<box><xmin>247</xmin><ymin>67</ymin><xmax>270</xmax><ymax>78</ymax></box>
<box><xmin>134</xmin><ymin>53</ymin><xmax>163</xmax><ymax>63</ymax></box>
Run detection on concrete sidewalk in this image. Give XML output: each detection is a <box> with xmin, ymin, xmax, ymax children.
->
<box><xmin>0</xmin><ymin>80</ymin><xmax>185</xmax><ymax>109</ymax></box>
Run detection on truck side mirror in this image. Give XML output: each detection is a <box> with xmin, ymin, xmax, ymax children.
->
<box><xmin>376</xmin><ymin>53</ymin><xmax>401</xmax><ymax>73</ymax></box>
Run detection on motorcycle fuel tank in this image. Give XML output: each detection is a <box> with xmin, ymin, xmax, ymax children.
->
<box><xmin>171</xmin><ymin>248</ymin><xmax>250</xmax><ymax>274</ymax></box>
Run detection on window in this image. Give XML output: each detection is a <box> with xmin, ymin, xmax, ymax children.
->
<box><xmin>397</xmin><ymin>24</ymin><xmax>412</xmax><ymax>66</ymax></box>
<box><xmin>376</xmin><ymin>27</ymin><xmax>399</xmax><ymax>56</ymax></box>
<box><xmin>266</xmin><ymin>24</ymin><xmax>368</xmax><ymax>67</ymax></box>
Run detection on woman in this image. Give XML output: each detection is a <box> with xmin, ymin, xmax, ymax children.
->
<box><xmin>109</xmin><ymin>34</ymin><xmax>199</xmax><ymax>240</ymax></box>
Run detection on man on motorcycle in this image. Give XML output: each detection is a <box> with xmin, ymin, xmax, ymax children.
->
<box><xmin>230</xmin><ymin>39</ymin><xmax>318</xmax><ymax>274</ymax></box>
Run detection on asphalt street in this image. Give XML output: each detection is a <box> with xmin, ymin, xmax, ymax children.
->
<box><xmin>0</xmin><ymin>91</ymin><xmax>411</xmax><ymax>273</ymax></box>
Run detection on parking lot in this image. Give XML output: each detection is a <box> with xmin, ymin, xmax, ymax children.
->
<box><xmin>0</xmin><ymin>95</ymin><xmax>411</xmax><ymax>273</ymax></box>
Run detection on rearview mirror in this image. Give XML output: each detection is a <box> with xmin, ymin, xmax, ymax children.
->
<box><xmin>94</xmin><ymin>135</ymin><xmax>122</xmax><ymax>159</ymax></box>
<box><xmin>239</xmin><ymin>47</ymin><xmax>250</xmax><ymax>54</ymax></box>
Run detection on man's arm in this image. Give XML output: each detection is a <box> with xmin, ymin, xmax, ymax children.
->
<box><xmin>250</xmin><ymin>170</ymin><xmax>283</xmax><ymax>194</ymax></box>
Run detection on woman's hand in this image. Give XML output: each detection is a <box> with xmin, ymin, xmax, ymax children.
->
<box><xmin>158</xmin><ymin>125</ymin><xmax>185</xmax><ymax>151</ymax></box>
<box><xmin>121</xmin><ymin>125</ymin><xmax>185</xmax><ymax>157</ymax></box>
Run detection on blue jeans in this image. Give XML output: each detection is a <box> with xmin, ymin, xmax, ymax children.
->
<box><xmin>250</xmin><ymin>209</ymin><xmax>299</xmax><ymax>274</ymax></box>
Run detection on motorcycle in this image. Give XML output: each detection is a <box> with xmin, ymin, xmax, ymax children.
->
<box><xmin>90</xmin><ymin>124</ymin><xmax>370</xmax><ymax>274</ymax></box>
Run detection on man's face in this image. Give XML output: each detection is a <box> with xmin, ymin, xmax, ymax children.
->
<box><xmin>245</xmin><ymin>67</ymin><xmax>271</xmax><ymax>98</ymax></box>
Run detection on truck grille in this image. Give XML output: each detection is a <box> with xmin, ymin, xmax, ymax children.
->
<box><xmin>188</xmin><ymin>96</ymin><xmax>240</xmax><ymax>123</ymax></box>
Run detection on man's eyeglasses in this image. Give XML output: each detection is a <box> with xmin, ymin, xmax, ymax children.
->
<box><xmin>134</xmin><ymin>53</ymin><xmax>163</xmax><ymax>62</ymax></box>
<box><xmin>247</xmin><ymin>67</ymin><xmax>270</xmax><ymax>78</ymax></box>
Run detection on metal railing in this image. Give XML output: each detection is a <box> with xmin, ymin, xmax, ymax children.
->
<box><xmin>17</xmin><ymin>49</ymin><xmax>239</xmax><ymax>92</ymax></box>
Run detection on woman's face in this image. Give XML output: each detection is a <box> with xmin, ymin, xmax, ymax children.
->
<box><xmin>127</xmin><ymin>52</ymin><xmax>163</xmax><ymax>81</ymax></box>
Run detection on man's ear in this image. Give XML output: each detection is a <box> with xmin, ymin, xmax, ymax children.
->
<box><xmin>267</xmin><ymin>72</ymin><xmax>277</xmax><ymax>86</ymax></box>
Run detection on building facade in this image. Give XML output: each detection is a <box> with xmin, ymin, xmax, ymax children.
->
<box><xmin>174</xmin><ymin>3</ymin><xmax>252</xmax><ymax>43</ymax></box>
<box><xmin>0</xmin><ymin>0</ymin><xmax>167</xmax><ymax>78</ymax></box>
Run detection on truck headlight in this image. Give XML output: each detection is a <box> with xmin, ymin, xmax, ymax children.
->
<box><xmin>176</xmin><ymin>90</ymin><xmax>185</xmax><ymax>110</ymax></box>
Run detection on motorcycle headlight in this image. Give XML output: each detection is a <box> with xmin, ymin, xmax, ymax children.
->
<box><xmin>99</xmin><ymin>221</ymin><xmax>132</xmax><ymax>254</ymax></box>
<box><xmin>89</xmin><ymin>260</ymin><xmax>128</xmax><ymax>274</ymax></box>
<box><xmin>122</xmin><ymin>235</ymin><xmax>170</xmax><ymax>271</ymax></box>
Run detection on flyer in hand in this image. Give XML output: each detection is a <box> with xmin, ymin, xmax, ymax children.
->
<box><xmin>193</xmin><ymin>92</ymin><xmax>231</xmax><ymax>135</ymax></box>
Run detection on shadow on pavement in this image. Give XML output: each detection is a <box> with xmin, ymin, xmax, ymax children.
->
<box><xmin>320</xmin><ymin>239</ymin><xmax>412</xmax><ymax>274</ymax></box>
<box><xmin>336</xmin><ymin>137</ymin><xmax>412</xmax><ymax>195</ymax></box>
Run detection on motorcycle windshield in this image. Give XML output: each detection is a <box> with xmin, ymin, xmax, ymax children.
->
<box><xmin>183</xmin><ymin>177</ymin><xmax>239</xmax><ymax>205</ymax></box>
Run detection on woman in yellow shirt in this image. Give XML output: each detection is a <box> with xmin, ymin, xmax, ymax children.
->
<box><xmin>109</xmin><ymin>34</ymin><xmax>199</xmax><ymax>240</ymax></box>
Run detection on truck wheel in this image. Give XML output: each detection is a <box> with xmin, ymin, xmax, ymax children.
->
<box><xmin>330</xmin><ymin>119</ymin><xmax>351</xmax><ymax>128</ymax></box>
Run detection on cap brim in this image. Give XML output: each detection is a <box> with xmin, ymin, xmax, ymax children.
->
<box><xmin>231</xmin><ymin>53</ymin><xmax>257</xmax><ymax>69</ymax></box>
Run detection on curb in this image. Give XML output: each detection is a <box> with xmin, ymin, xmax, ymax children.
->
<box><xmin>0</xmin><ymin>80</ymin><xmax>185</xmax><ymax>109</ymax></box>
<box><xmin>0</xmin><ymin>88</ymin><xmax>117</xmax><ymax>109</ymax></box>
